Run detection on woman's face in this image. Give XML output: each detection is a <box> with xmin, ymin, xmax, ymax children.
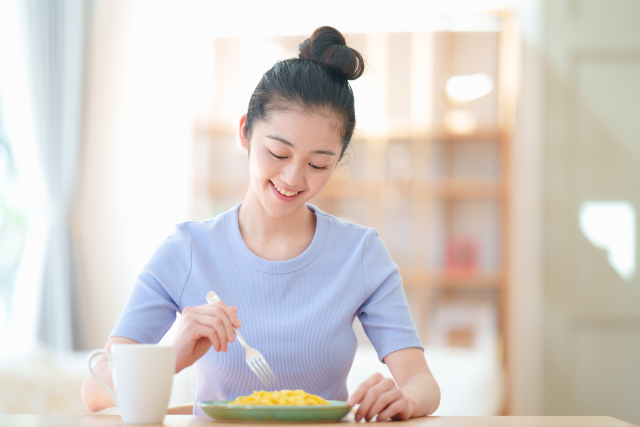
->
<box><xmin>240</xmin><ymin>108</ymin><xmax>342</xmax><ymax>219</ymax></box>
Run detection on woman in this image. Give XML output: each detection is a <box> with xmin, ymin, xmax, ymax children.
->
<box><xmin>82</xmin><ymin>26</ymin><xmax>440</xmax><ymax>421</ymax></box>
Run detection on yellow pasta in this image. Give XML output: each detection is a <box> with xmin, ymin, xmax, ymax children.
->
<box><xmin>228</xmin><ymin>390</ymin><xmax>330</xmax><ymax>406</ymax></box>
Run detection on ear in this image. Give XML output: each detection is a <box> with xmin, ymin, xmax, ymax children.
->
<box><xmin>239</xmin><ymin>114</ymin><xmax>250</xmax><ymax>152</ymax></box>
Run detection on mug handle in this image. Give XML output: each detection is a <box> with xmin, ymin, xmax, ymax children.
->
<box><xmin>87</xmin><ymin>349</ymin><xmax>118</xmax><ymax>407</ymax></box>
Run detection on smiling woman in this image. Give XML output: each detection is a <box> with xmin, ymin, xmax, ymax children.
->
<box><xmin>238</xmin><ymin>109</ymin><xmax>342</xmax><ymax>243</ymax></box>
<box><xmin>82</xmin><ymin>26</ymin><xmax>440</xmax><ymax>422</ymax></box>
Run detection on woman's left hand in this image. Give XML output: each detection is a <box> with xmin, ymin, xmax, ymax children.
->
<box><xmin>347</xmin><ymin>373</ymin><xmax>416</xmax><ymax>422</ymax></box>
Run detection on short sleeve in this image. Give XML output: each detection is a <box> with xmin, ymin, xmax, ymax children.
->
<box><xmin>358</xmin><ymin>229</ymin><xmax>424</xmax><ymax>362</ymax></box>
<box><xmin>110</xmin><ymin>224</ymin><xmax>192</xmax><ymax>344</ymax></box>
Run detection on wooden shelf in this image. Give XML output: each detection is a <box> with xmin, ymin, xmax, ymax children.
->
<box><xmin>428</xmin><ymin>129</ymin><xmax>506</xmax><ymax>142</ymax></box>
<box><xmin>205</xmin><ymin>179</ymin><xmax>505</xmax><ymax>200</ymax></box>
<box><xmin>202</xmin><ymin>125</ymin><xmax>504</xmax><ymax>143</ymax></box>
<box><xmin>431</xmin><ymin>180</ymin><xmax>505</xmax><ymax>199</ymax></box>
<box><xmin>402</xmin><ymin>268</ymin><xmax>503</xmax><ymax>290</ymax></box>
<box><xmin>321</xmin><ymin>179</ymin><xmax>504</xmax><ymax>199</ymax></box>
<box><xmin>352</xmin><ymin>129</ymin><xmax>503</xmax><ymax>142</ymax></box>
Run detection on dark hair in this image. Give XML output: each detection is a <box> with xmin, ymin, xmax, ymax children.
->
<box><xmin>245</xmin><ymin>26</ymin><xmax>364</xmax><ymax>161</ymax></box>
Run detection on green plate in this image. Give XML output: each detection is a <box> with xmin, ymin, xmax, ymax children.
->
<box><xmin>198</xmin><ymin>400</ymin><xmax>351</xmax><ymax>422</ymax></box>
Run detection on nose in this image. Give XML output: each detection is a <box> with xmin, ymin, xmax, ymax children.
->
<box><xmin>280</xmin><ymin>160</ymin><xmax>304</xmax><ymax>188</ymax></box>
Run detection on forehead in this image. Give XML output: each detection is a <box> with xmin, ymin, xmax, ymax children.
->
<box><xmin>256</xmin><ymin>107</ymin><xmax>343</xmax><ymax>149</ymax></box>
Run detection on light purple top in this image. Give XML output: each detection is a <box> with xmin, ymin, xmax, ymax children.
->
<box><xmin>111</xmin><ymin>203</ymin><xmax>423</xmax><ymax>414</ymax></box>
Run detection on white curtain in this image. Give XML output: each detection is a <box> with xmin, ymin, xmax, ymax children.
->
<box><xmin>22</xmin><ymin>0</ymin><xmax>90</xmax><ymax>352</ymax></box>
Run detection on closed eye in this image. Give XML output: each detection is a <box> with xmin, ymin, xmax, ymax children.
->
<box><xmin>269</xmin><ymin>149</ymin><xmax>328</xmax><ymax>170</ymax></box>
<box><xmin>268</xmin><ymin>150</ymin><xmax>287</xmax><ymax>160</ymax></box>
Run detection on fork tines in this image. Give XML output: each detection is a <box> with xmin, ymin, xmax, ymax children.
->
<box><xmin>248</xmin><ymin>355</ymin><xmax>277</xmax><ymax>388</ymax></box>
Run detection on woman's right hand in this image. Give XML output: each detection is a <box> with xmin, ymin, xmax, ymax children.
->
<box><xmin>173</xmin><ymin>299</ymin><xmax>241</xmax><ymax>373</ymax></box>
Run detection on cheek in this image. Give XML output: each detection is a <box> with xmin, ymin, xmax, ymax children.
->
<box><xmin>249</xmin><ymin>149</ymin><xmax>265</xmax><ymax>168</ymax></box>
<box><xmin>250</xmin><ymin>151</ymin><xmax>278</xmax><ymax>178</ymax></box>
<box><xmin>309</xmin><ymin>170</ymin><xmax>333</xmax><ymax>190</ymax></box>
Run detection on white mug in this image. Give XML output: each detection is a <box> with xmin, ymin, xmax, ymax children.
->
<box><xmin>87</xmin><ymin>344</ymin><xmax>176</xmax><ymax>423</ymax></box>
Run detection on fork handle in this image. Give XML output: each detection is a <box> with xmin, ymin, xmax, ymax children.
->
<box><xmin>232</xmin><ymin>327</ymin><xmax>249</xmax><ymax>348</ymax></box>
<box><xmin>205</xmin><ymin>291</ymin><xmax>249</xmax><ymax>348</ymax></box>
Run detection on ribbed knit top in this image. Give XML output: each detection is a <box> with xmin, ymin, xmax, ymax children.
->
<box><xmin>111</xmin><ymin>203</ymin><xmax>423</xmax><ymax>415</ymax></box>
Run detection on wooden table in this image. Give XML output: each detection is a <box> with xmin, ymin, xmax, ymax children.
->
<box><xmin>0</xmin><ymin>415</ymin><xmax>637</xmax><ymax>427</ymax></box>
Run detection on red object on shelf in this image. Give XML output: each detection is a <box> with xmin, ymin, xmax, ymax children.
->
<box><xmin>445</xmin><ymin>235</ymin><xmax>479</xmax><ymax>273</ymax></box>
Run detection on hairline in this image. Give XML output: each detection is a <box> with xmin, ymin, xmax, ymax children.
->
<box><xmin>248</xmin><ymin>98</ymin><xmax>349</xmax><ymax>152</ymax></box>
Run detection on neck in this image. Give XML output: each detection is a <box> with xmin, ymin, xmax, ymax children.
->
<box><xmin>238</xmin><ymin>188</ymin><xmax>315</xmax><ymax>247</ymax></box>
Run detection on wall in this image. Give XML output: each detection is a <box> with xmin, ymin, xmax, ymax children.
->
<box><xmin>73</xmin><ymin>0</ymin><xmax>216</xmax><ymax>350</ymax></box>
<box><xmin>541</xmin><ymin>0</ymin><xmax>640</xmax><ymax>424</ymax></box>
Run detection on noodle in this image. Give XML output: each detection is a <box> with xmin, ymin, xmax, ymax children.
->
<box><xmin>228</xmin><ymin>390</ymin><xmax>330</xmax><ymax>406</ymax></box>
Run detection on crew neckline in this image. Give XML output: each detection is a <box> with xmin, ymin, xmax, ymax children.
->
<box><xmin>226</xmin><ymin>203</ymin><xmax>328</xmax><ymax>273</ymax></box>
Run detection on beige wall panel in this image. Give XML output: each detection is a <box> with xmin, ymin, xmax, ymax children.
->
<box><xmin>542</xmin><ymin>0</ymin><xmax>640</xmax><ymax>424</ymax></box>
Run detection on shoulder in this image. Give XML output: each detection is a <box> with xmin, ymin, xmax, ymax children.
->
<box><xmin>312</xmin><ymin>205</ymin><xmax>393</xmax><ymax>259</ymax></box>
<box><xmin>309</xmin><ymin>204</ymin><xmax>377</xmax><ymax>243</ymax></box>
<box><xmin>308</xmin><ymin>204</ymin><xmax>388</xmax><ymax>273</ymax></box>
<box><xmin>175</xmin><ymin>204</ymin><xmax>238</xmax><ymax>241</ymax></box>
<box><xmin>150</xmin><ymin>205</ymin><xmax>238</xmax><ymax>262</ymax></box>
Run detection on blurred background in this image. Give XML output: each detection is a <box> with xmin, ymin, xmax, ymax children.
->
<box><xmin>0</xmin><ymin>0</ymin><xmax>639</xmax><ymax>423</ymax></box>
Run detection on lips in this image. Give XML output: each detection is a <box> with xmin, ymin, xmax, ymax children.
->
<box><xmin>269</xmin><ymin>180</ymin><xmax>303</xmax><ymax>201</ymax></box>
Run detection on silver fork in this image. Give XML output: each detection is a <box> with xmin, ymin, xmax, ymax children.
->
<box><xmin>205</xmin><ymin>291</ymin><xmax>277</xmax><ymax>388</ymax></box>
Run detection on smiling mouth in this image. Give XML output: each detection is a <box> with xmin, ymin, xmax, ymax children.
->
<box><xmin>270</xmin><ymin>181</ymin><xmax>301</xmax><ymax>197</ymax></box>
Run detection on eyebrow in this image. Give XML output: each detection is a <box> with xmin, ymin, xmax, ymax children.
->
<box><xmin>267</xmin><ymin>135</ymin><xmax>336</xmax><ymax>156</ymax></box>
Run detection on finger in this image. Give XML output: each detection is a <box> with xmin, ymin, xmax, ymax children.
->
<box><xmin>365</xmin><ymin>389</ymin><xmax>402</xmax><ymax>421</ymax></box>
<box><xmin>378</xmin><ymin>399</ymin><xmax>411</xmax><ymax>421</ymax></box>
<box><xmin>183</xmin><ymin>312</ymin><xmax>229</xmax><ymax>351</ymax></box>
<box><xmin>196</xmin><ymin>301</ymin><xmax>232</xmax><ymax>317</ymax></box>
<box><xmin>212</xmin><ymin>310</ymin><xmax>236</xmax><ymax>345</ymax></box>
<box><xmin>354</xmin><ymin>377</ymin><xmax>395</xmax><ymax>422</ymax></box>
<box><xmin>208</xmin><ymin>329</ymin><xmax>221</xmax><ymax>352</ymax></box>
<box><xmin>189</xmin><ymin>310</ymin><xmax>236</xmax><ymax>345</ymax></box>
<box><xmin>197</xmin><ymin>303</ymin><xmax>242</xmax><ymax>333</ymax></box>
<box><xmin>186</xmin><ymin>322</ymin><xmax>220</xmax><ymax>352</ymax></box>
<box><xmin>227</xmin><ymin>306</ymin><xmax>241</xmax><ymax>327</ymax></box>
<box><xmin>347</xmin><ymin>373</ymin><xmax>384</xmax><ymax>406</ymax></box>
<box><xmin>204</xmin><ymin>315</ymin><xmax>233</xmax><ymax>352</ymax></box>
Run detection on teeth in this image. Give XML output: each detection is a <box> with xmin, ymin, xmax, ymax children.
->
<box><xmin>273</xmin><ymin>183</ymin><xmax>299</xmax><ymax>197</ymax></box>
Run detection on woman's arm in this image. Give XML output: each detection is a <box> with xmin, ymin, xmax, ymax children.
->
<box><xmin>82</xmin><ymin>299</ymin><xmax>241</xmax><ymax>413</ymax></box>
<box><xmin>347</xmin><ymin>347</ymin><xmax>440</xmax><ymax>421</ymax></box>
<box><xmin>81</xmin><ymin>336</ymin><xmax>139</xmax><ymax>412</ymax></box>
<box><xmin>385</xmin><ymin>348</ymin><xmax>440</xmax><ymax>417</ymax></box>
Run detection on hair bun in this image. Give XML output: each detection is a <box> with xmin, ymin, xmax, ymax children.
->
<box><xmin>298</xmin><ymin>26</ymin><xmax>364</xmax><ymax>81</ymax></box>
